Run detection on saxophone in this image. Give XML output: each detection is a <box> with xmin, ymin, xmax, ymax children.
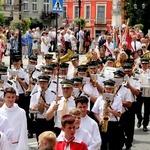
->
<box><xmin>101</xmin><ymin>98</ymin><xmax>110</xmax><ymax>132</ymax></box>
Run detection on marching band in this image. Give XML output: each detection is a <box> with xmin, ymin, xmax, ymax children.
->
<box><xmin>0</xmin><ymin>25</ymin><xmax>150</xmax><ymax>150</ymax></box>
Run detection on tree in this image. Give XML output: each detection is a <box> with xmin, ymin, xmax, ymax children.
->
<box><xmin>10</xmin><ymin>18</ymin><xmax>31</xmax><ymax>34</ymax></box>
<box><xmin>74</xmin><ymin>18</ymin><xmax>86</xmax><ymax>28</ymax></box>
<box><xmin>122</xmin><ymin>0</ymin><xmax>150</xmax><ymax>34</ymax></box>
<box><xmin>0</xmin><ymin>0</ymin><xmax>5</xmax><ymax>26</ymax></box>
<box><xmin>0</xmin><ymin>13</ymin><xmax>5</xmax><ymax>26</ymax></box>
<box><xmin>29</xmin><ymin>18</ymin><xmax>43</xmax><ymax>30</ymax></box>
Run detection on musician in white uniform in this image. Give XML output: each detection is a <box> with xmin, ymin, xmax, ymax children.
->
<box><xmin>67</xmin><ymin>54</ymin><xmax>79</xmax><ymax>79</ymax></box>
<box><xmin>92</xmin><ymin>79</ymin><xmax>123</xmax><ymax>150</ymax></box>
<box><xmin>137</xmin><ymin>58</ymin><xmax>150</xmax><ymax>131</ymax></box>
<box><xmin>30</xmin><ymin>74</ymin><xmax>56</xmax><ymax>140</ymax></box>
<box><xmin>0</xmin><ymin>65</ymin><xmax>19</xmax><ymax>103</ymax></box>
<box><xmin>123</xmin><ymin>63</ymin><xmax>141</xmax><ymax>150</ymax></box>
<box><xmin>113</xmin><ymin>70</ymin><xmax>132</xmax><ymax>149</ymax></box>
<box><xmin>46</xmin><ymin>79</ymin><xmax>76</xmax><ymax>136</ymax></box>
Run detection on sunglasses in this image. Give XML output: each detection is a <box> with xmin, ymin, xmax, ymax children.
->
<box><xmin>142</xmin><ymin>46</ymin><xmax>146</xmax><ymax>48</ymax></box>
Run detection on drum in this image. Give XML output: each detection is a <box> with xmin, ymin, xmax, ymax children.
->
<box><xmin>141</xmin><ymin>86</ymin><xmax>150</xmax><ymax>97</ymax></box>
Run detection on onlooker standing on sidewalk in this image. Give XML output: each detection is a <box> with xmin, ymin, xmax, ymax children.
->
<box><xmin>27</xmin><ymin>29</ymin><xmax>34</xmax><ymax>57</ymax></box>
<box><xmin>32</xmin><ymin>28</ymin><xmax>39</xmax><ymax>56</ymax></box>
<box><xmin>79</xmin><ymin>27</ymin><xmax>84</xmax><ymax>54</ymax></box>
<box><xmin>21</xmin><ymin>33</ymin><xmax>28</xmax><ymax>58</ymax></box>
<box><xmin>0</xmin><ymin>34</ymin><xmax>5</xmax><ymax>64</ymax></box>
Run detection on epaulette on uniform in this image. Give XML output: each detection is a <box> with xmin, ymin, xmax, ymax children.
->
<box><xmin>51</xmin><ymin>90</ymin><xmax>56</xmax><ymax>95</ymax></box>
<box><xmin>32</xmin><ymin>91</ymin><xmax>38</xmax><ymax>95</ymax></box>
<box><xmin>7</xmin><ymin>80</ymin><xmax>13</xmax><ymax>85</ymax></box>
<box><xmin>133</xmin><ymin>78</ymin><xmax>138</xmax><ymax>81</ymax></box>
<box><xmin>99</xmin><ymin>74</ymin><xmax>105</xmax><ymax>78</ymax></box>
<box><xmin>20</xmin><ymin>78</ymin><xmax>25</xmax><ymax>80</ymax></box>
<box><xmin>53</xmin><ymin>81</ymin><xmax>57</xmax><ymax>84</ymax></box>
<box><xmin>0</xmin><ymin>88</ymin><xmax>4</xmax><ymax>92</ymax></box>
<box><xmin>123</xmin><ymin>85</ymin><xmax>128</xmax><ymax>88</ymax></box>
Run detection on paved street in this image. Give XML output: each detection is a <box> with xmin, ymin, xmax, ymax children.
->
<box><xmin>2</xmin><ymin>55</ymin><xmax>150</xmax><ymax>150</ymax></box>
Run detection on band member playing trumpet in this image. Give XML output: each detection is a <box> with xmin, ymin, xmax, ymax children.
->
<box><xmin>92</xmin><ymin>79</ymin><xmax>123</xmax><ymax>150</ymax></box>
<box><xmin>30</xmin><ymin>74</ymin><xmax>56</xmax><ymax>141</ymax></box>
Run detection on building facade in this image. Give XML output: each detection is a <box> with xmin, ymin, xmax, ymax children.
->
<box><xmin>1</xmin><ymin>0</ymin><xmax>61</xmax><ymax>27</ymax></box>
<box><xmin>63</xmin><ymin>0</ymin><xmax>122</xmax><ymax>38</ymax></box>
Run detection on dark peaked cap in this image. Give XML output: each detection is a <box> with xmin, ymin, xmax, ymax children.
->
<box><xmin>113</xmin><ymin>70</ymin><xmax>125</xmax><ymax>78</ymax></box>
<box><xmin>103</xmin><ymin>79</ymin><xmax>116</xmax><ymax>88</ymax></box>
<box><xmin>38</xmin><ymin>74</ymin><xmax>50</xmax><ymax>82</ymax></box>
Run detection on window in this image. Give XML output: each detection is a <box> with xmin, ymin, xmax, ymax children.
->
<box><xmin>63</xmin><ymin>6</ymin><xmax>66</xmax><ymax>19</ymax></box>
<box><xmin>24</xmin><ymin>0</ymin><xmax>29</xmax><ymax>11</ymax></box>
<box><xmin>85</xmin><ymin>6</ymin><xmax>90</xmax><ymax>19</ymax></box>
<box><xmin>97</xmin><ymin>6</ymin><xmax>105</xmax><ymax>24</ymax></box>
<box><xmin>74</xmin><ymin>6</ymin><xmax>79</xmax><ymax>18</ymax></box>
<box><xmin>32</xmin><ymin>0</ymin><xmax>37</xmax><ymax>11</ymax></box>
<box><xmin>44</xmin><ymin>0</ymin><xmax>50</xmax><ymax>11</ymax></box>
<box><xmin>7</xmin><ymin>0</ymin><xmax>13</xmax><ymax>5</ymax></box>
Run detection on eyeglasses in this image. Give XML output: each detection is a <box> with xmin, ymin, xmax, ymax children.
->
<box><xmin>114</xmin><ymin>51</ymin><xmax>119</xmax><ymax>53</ymax></box>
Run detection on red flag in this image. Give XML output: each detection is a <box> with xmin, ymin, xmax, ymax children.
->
<box><xmin>125</xmin><ymin>27</ymin><xmax>133</xmax><ymax>50</ymax></box>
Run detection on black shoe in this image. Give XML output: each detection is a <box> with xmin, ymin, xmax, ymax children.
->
<box><xmin>137</xmin><ymin>120</ymin><xmax>142</xmax><ymax>128</ymax></box>
<box><xmin>143</xmin><ymin>126</ymin><xmax>148</xmax><ymax>132</ymax></box>
<box><xmin>28</xmin><ymin>133</ymin><xmax>33</xmax><ymax>138</ymax></box>
<box><xmin>125</xmin><ymin>148</ymin><xmax>131</xmax><ymax>150</ymax></box>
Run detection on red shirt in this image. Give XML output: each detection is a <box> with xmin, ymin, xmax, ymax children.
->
<box><xmin>55</xmin><ymin>137</ymin><xmax>88</xmax><ymax>150</ymax></box>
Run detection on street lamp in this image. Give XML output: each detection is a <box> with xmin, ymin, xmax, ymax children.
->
<box><xmin>134</xmin><ymin>3</ymin><xmax>146</xmax><ymax>10</ymax></box>
<box><xmin>133</xmin><ymin>3</ymin><xmax>146</xmax><ymax>23</ymax></box>
<box><xmin>78</xmin><ymin>0</ymin><xmax>81</xmax><ymax>30</ymax></box>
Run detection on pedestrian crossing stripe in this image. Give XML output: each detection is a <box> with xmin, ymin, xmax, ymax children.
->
<box><xmin>53</xmin><ymin>0</ymin><xmax>62</xmax><ymax>11</ymax></box>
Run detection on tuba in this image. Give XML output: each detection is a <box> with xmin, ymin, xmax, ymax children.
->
<box><xmin>60</xmin><ymin>49</ymin><xmax>74</xmax><ymax>63</ymax></box>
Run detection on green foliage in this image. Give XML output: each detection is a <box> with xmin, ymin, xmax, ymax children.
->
<box><xmin>74</xmin><ymin>18</ymin><xmax>86</xmax><ymax>28</ymax></box>
<box><xmin>134</xmin><ymin>24</ymin><xmax>144</xmax><ymax>30</ymax></box>
<box><xmin>0</xmin><ymin>0</ymin><xmax>2</xmax><ymax>10</ymax></box>
<box><xmin>10</xmin><ymin>18</ymin><xmax>31</xmax><ymax>34</ymax></box>
<box><xmin>0</xmin><ymin>13</ymin><xmax>5</xmax><ymax>26</ymax></box>
<box><xmin>29</xmin><ymin>18</ymin><xmax>43</xmax><ymax>30</ymax></box>
<box><xmin>122</xmin><ymin>0</ymin><xmax>150</xmax><ymax>34</ymax></box>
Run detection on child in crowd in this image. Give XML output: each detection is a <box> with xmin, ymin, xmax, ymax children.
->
<box><xmin>55</xmin><ymin>114</ymin><xmax>88</xmax><ymax>150</ymax></box>
<box><xmin>38</xmin><ymin>131</ymin><xmax>56</xmax><ymax>150</ymax></box>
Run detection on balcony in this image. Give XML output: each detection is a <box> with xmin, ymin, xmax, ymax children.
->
<box><xmin>95</xmin><ymin>18</ymin><xmax>106</xmax><ymax>25</ymax></box>
<box><xmin>40</xmin><ymin>11</ymin><xmax>60</xmax><ymax>20</ymax></box>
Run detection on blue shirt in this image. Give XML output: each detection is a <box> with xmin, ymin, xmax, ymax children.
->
<box><xmin>27</xmin><ymin>32</ymin><xmax>33</xmax><ymax>44</ymax></box>
<box><xmin>21</xmin><ymin>36</ymin><xmax>27</xmax><ymax>46</ymax></box>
